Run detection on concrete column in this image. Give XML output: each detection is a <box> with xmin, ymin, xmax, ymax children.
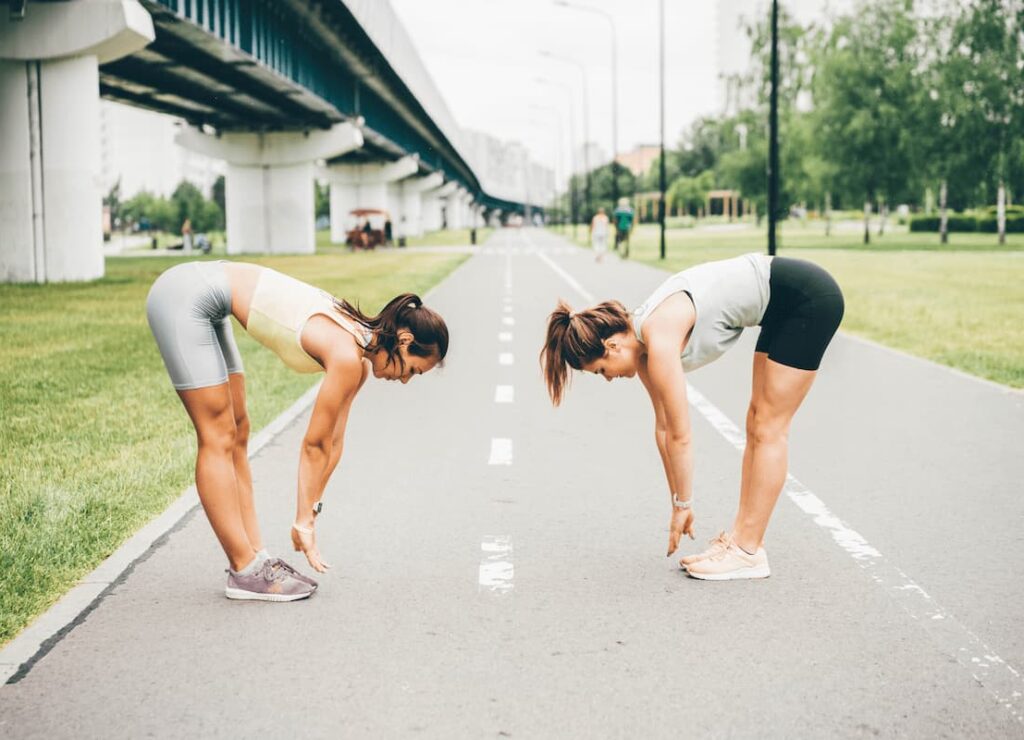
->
<box><xmin>0</xmin><ymin>1</ymin><xmax>154</xmax><ymax>283</ymax></box>
<box><xmin>424</xmin><ymin>181</ymin><xmax>458</xmax><ymax>232</ymax></box>
<box><xmin>178</xmin><ymin>123</ymin><xmax>363</xmax><ymax>254</ymax></box>
<box><xmin>395</xmin><ymin>172</ymin><xmax>442</xmax><ymax>238</ymax></box>
<box><xmin>446</xmin><ymin>187</ymin><xmax>471</xmax><ymax>229</ymax></box>
<box><xmin>324</xmin><ymin>156</ymin><xmax>418</xmax><ymax>244</ymax></box>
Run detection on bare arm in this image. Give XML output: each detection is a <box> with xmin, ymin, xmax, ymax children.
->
<box><xmin>295</xmin><ymin>354</ymin><xmax>364</xmax><ymax>528</ymax></box>
<box><xmin>642</xmin><ymin>339</ymin><xmax>694</xmax><ymax>507</ymax></box>
<box><xmin>638</xmin><ymin>358</ymin><xmax>677</xmax><ymax>499</ymax></box>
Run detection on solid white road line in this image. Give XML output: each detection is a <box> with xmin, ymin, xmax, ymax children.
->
<box><xmin>479</xmin><ymin>537</ymin><xmax>514</xmax><ymax>593</ymax></box>
<box><xmin>488</xmin><ymin>438</ymin><xmax>513</xmax><ymax>465</ymax></box>
<box><xmin>495</xmin><ymin>385</ymin><xmax>514</xmax><ymax>404</ymax></box>
<box><xmin>537</xmin><ymin>238</ymin><xmax>1024</xmax><ymax>726</ymax></box>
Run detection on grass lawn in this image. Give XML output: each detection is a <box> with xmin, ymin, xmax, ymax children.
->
<box><xmin>0</xmin><ymin>250</ymin><xmax>467</xmax><ymax>646</ymax></box>
<box><xmin>569</xmin><ymin>221</ymin><xmax>1024</xmax><ymax>388</ymax></box>
<box><xmin>316</xmin><ymin>227</ymin><xmax>493</xmax><ymax>251</ymax></box>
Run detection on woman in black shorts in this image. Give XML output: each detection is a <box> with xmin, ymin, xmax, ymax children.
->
<box><xmin>540</xmin><ymin>253</ymin><xmax>844</xmax><ymax>580</ymax></box>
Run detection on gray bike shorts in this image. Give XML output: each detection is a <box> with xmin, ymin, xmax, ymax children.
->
<box><xmin>146</xmin><ymin>261</ymin><xmax>244</xmax><ymax>390</ymax></box>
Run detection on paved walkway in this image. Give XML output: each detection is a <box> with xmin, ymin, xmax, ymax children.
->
<box><xmin>2</xmin><ymin>229</ymin><xmax>1022</xmax><ymax>738</ymax></box>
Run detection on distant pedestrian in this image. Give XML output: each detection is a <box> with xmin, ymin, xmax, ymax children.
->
<box><xmin>613</xmin><ymin>197</ymin><xmax>635</xmax><ymax>253</ymax></box>
<box><xmin>541</xmin><ymin>253</ymin><xmax>844</xmax><ymax>580</ymax></box>
<box><xmin>181</xmin><ymin>217</ymin><xmax>193</xmax><ymax>253</ymax></box>
<box><xmin>590</xmin><ymin>207</ymin><xmax>610</xmax><ymax>263</ymax></box>
<box><xmin>147</xmin><ymin>261</ymin><xmax>449</xmax><ymax>601</ymax></box>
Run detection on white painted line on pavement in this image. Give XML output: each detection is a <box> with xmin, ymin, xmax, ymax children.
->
<box><xmin>503</xmin><ymin>305</ymin><xmax>513</xmax><ymax>313</ymax></box>
<box><xmin>479</xmin><ymin>536</ymin><xmax>514</xmax><ymax>593</ymax></box>
<box><xmin>495</xmin><ymin>385</ymin><xmax>514</xmax><ymax>404</ymax></box>
<box><xmin>498</xmin><ymin>332</ymin><xmax>513</xmax><ymax>342</ymax></box>
<box><xmin>499</xmin><ymin>352</ymin><xmax>514</xmax><ymax>365</ymax></box>
<box><xmin>504</xmin><ymin>249</ymin><xmax>513</xmax><ymax>292</ymax></box>
<box><xmin>537</xmin><ymin>250</ymin><xmax>594</xmax><ymax>302</ymax></box>
<box><xmin>685</xmin><ymin>383</ymin><xmax>1024</xmax><ymax>725</ymax></box>
<box><xmin>537</xmin><ymin>244</ymin><xmax>1024</xmax><ymax>726</ymax></box>
<box><xmin>502</xmin><ymin>317</ymin><xmax>515</xmax><ymax>326</ymax></box>
<box><xmin>488</xmin><ymin>438</ymin><xmax>513</xmax><ymax>465</ymax></box>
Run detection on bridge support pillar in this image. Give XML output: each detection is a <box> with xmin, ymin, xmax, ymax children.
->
<box><xmin>177</xmin><ymin>123</ymin><xmax>363</xmax><ymax>254</ymax></box>
<box><xmin>324</xmin><ymin>156</ymin><xmax>418</xmax><ymax>244</ymax></box>
<box><xmin>424</xmin><ymin>181</ymin><xmax>458</xmax><ymax>232</ymax></box>
<box><xmin>0</xmin><ymin>1</ymin><xmax>154</xmax><ymax>283</ymax></box>
<box><xmin>394</xmin><ymin>173</ymin><xmax>442</xmax><ymax>240</ymax></box>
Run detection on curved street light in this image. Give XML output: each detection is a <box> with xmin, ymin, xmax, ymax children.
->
<box><xmin>552</xmin><ymin>0</ymin><xmax>620</xmax><ymax>212</ymax></box>
<box><xmin>539</xmin><ymin>49</ymin><xmax>592</xmax><ymax>223</ymax></box>
<box><xmin>534</xmin><ymin>77</ymin><xmax>581</xmax><ymax>237</ymax></box>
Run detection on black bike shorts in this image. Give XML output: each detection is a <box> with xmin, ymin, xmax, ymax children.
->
<box><xmin>755</xmin><ymin>257</ymin><xmax>845</xmax><ymax>371</ymax></box>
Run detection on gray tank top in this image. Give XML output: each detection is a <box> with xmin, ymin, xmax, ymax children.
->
<box><xmin>632</xmin><ymin>252</ymin><xmax>772</xmax><ymax>372</ymax></box>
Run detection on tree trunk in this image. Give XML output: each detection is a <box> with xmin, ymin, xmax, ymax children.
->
<box><xmin>863</xmin><ymin>200</ymin><xmax>872</xmax><ymax>245</ymax></box>
<box><xmin>998</xmin><ymin>180</ymin><xmax>1006</xmax><ymax>246</ymax></box>
<box><xmin>877</xmin><ymin>198</ymin><xmax>887</xmax><ymax>236</ymax></box>
<box><xmin>825</xmin><ymin>191</ymin><xmax>832</xmax><ymax>237</ymax></box>
<box><xmin>939</xmin><ymin>179</ymin><xmax>948</xmax><ymax>245</ymax></box>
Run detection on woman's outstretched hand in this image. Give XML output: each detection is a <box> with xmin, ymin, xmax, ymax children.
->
<box><xmin>291</xmin><ymin>524</ymin><xmax>332</xmax><ymax>573</ymax></box>
<box><xmin>667</xmin><ymin>507</ymin><xmax>696</xmax><ymax>556</ymax></box>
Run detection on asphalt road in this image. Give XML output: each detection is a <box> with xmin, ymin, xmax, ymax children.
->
<box><xmin>2</xmin><ymin>229</ymin><xmax>1022</xmax><ymax>739</ymax></box>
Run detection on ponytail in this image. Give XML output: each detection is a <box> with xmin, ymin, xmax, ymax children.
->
<box><xmin>335</xmin><ymin>293</ymin><xmax>449</xmax><ymax>369</ymax></box>
<box><xmin>540</xmin><ymin>299</ymin><xmax>630</xmax><ymax>406</ymax></box>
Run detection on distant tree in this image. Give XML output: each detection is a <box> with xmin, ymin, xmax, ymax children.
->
<box><xmin>171</xmin><ymin>180</ymin><xmax>206</xmax><ymax>233</ymax></box>
<box><xmin>667</xmin><ymin>170</ymin><xmax>715</xmax><ymax>216</ymax></box>
<box><xmin>810</xmin><ymin>0</ymin><xmax>922</xmax><ymax>243</ymax></box>
<box><xmin>211</xmin><ymin>175</ymin><xmax>225</xmax><ymax>215</ymax></box>
<box><xmin>103</xmin><ymin>178</ymin><xmax>122</xmax><ymax>227</ymax></box>
<box><xmin>315</xmin><ymin>179</ymin><xmax>330</xmax><ymax>220</ymax></box>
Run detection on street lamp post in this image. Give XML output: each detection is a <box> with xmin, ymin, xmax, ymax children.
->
<box><xmin>535</xmin><ymin>77</ymin><xmax>580</xmax><ymax>240</ymax></box>
<box><xmin>659</xmin><ymin>0</ymin><xmax>666</xmax><ymax>260</ymax></box>
<box><xmin>553</xmin><ymin>1</ymin><xmax>619</xmax><ymax>219</ymax></box>
<box><xmin>540</xmin><ymin>50</ymin><xmax>592</xmax><ymax>224</ymax></box>
<box><xmin>767</xmin><ymin>0</ymin><xmax>779</xmax><ymax>256</ymax></box>
<box><xmin>529</xmin><ymin>104</ymin><xmax>567</xmax><ymax>232</ymax></box>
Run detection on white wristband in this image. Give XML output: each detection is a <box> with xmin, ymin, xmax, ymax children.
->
<box><xmin>672</xmin><ymin>495</ymin><xmax>692</xmax><ymax>510</ymax></box>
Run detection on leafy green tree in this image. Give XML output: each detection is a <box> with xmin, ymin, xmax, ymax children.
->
<box><xmin>810</xmin><ymin>0</ymin><xmax>923</xmax><ymax>243</ymax></box>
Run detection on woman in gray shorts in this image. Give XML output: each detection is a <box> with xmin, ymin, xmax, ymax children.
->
<box><xmin>147</xmin><ymin>260</ymin><xmax>449</xmax><ymax>601</ymax></box>
<box><xmin>540</xmin><ymin>253</ymin><xmax>843</xmax><ymax>581</ymax></box>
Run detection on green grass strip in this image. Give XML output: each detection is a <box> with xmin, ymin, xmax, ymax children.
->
<box><xmin>0</xmin><ymin>251</ymin><xmax>467</xmax><ymax>646</ymax></box>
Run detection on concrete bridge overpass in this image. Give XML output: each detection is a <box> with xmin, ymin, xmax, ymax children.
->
<box><xmin>0</xmin><ymin>0</ymin><xmax>546</xmax><ymax>283</ymax></box>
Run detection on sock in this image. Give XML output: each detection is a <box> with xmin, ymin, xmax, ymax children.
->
<box><xmin>232</xmin><ymin>553</ymin><xmax>263</xmax><ymax>576</ymax></box>
<box><xmin>256</xmin><ymin>548</ymin><xmax>270</xmax><ymax>562</ymax></box>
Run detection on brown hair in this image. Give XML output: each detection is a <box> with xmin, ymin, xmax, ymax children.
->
<box><xmin>334</xmin><ymin>293</ymin><xmax>449</xmax><ymax>370</ymax></box>
<box><xmin>540</xmin><ymin>299</ymin><xmax>631</xmax><ymax>405</ymax></box>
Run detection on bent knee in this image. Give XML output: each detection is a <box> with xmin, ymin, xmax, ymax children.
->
<box><xmin>746</xmin><ymin>412</ymin><xmax>789</xmax><ymax>446</ymax></box>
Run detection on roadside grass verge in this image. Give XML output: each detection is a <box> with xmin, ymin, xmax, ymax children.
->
<box><xmin>0</xmin><ymin>251</ymin><xmax>467</xmax><ymax>646</ymax></box>
<box><xmin>612</xmin><ymin>223</ymin><xmax>1023</xmax><ymax>388</ymax></box>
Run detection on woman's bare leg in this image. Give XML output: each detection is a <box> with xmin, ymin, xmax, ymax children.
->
<box><xmin>733</xmin><ymin>352</ymin><xmax>769</xmax><ymax>541</ymax></box>
<box><xmin>732</xmin><ymin>359</ymin><xmax>816</xmax><ymax>554</ymax></box>
<box><xmin>178</xmin><ymin>383</ymin><xmax>257</xmax><ymax>571</ymax></box>
<box><xmin>227</xmin><ymin>373</ymin><xmax>262</xmax><ymax>551</ymax></box>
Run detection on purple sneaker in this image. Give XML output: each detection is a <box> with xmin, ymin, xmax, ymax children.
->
<box><xmin>225</xmin><ymin>558</ymin><xmax>316</xmax><ymax>602</ymax></box>
<box><xmin>268</xmin><ymin>557</ymin><xmax>319</xmax><ymax>588</ymax></box>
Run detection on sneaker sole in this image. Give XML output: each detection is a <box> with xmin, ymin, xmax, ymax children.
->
<box><xmin>224</xmin><ymin>587</ymin><xmax>315</xmax><ymax>602</ymax></box>
<box><xmin>686</xmin><ymin>565</ymin><xmax>771</xmax><ymax>581</ymax></box>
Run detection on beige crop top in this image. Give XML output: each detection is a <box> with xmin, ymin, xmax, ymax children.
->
<box><xmin>246</xmin><ymin>267</ymin><xmax>370</xmax><ymax>373</ymax></box>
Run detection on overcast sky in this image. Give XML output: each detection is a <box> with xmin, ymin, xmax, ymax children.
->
<box><xmin>390</xmin><ymin>0</ymin><xmax>850</xmax><ymax>183</ymax></box>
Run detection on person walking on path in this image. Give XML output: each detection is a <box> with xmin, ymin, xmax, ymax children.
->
<box><xmin>181</xmin><ymin>217</ymin><xmax>193</xmax><ymax>254</ymax></box>
<box><xmin>147</xmin><ymin>261</ymin><xmax>449</xmax><ymax>601</ymax></box>
<box><xmin>613</xmin><ymin>198</ymin><xmax>635</xmax><ymax>255</ymax></box>
<box><xmin>590</xmin><ymin>207</ymin><xmax>611</xmax><ymax>263</ymax></box>
<box><xmin>541</xmin><ymin>253</ymin><xmax>844</xmax><ymax>580</ymax></box>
